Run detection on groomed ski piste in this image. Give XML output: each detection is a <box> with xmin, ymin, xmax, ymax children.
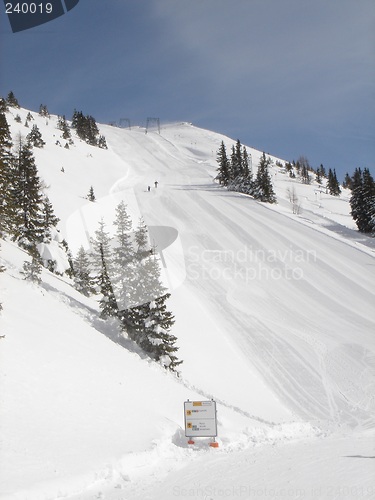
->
<box><xmin>0</xmin><ymin>108</ymin><xmax>374</xmax><ymax>500</ymax></box>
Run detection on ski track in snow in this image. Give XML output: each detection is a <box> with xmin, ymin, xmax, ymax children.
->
<box><xmin>115</xmin><ymin>129</ymin><xmax>374</xmax><ymax>428</ymax></box>
<box><xmin>1</xmin><ymin>113</ymin><xmax>374</xmax><ymax>499</ymax></box>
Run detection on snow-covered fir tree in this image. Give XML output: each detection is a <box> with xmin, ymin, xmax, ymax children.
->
<box><xmin>115</xmin><ymin>217</ymin><xmax>182</xmax><ymax>370</ymax></box>
<box><xmin>40</xmin><ymin>196</ymin><xmax>60</xmax><ymax>242</ymax></box>
<box><xmin>229</xmin><ymin>140</ymin><xmax>244</xmax><ymax>180</ymax></box>
<box><xmin>57</xmin><ymin>115</ymin><xmax>72</xmax><ymax>142</ymax></box>
<box><xmin>242</xmin><ymin>146</ymin><xmax>251</xmax><ymax>179</ymax></box>
<box><xmin>111</xmin><ymin>201</ymin><xmax>134</xmax><ymax>311</ymax></box>
<box><xmin>87</xmin><ymin>186</ymin><xmax>96</xmax><ymax>202</ymax></box>
<box><xmin>350</xmin><ymin>167</ymin><xmax>375</xmax><ymax>234</ymax></box>
<box><xmin>6</xmin><ymin>91</ymin><xmax>20</xmax><ymax>108</ymax></box>
<box><xmin>253</xmin><ymin>152</ymin><xmax>277</xmax><ymax>203</ymax></box>
<box><xmin>0</xmin><ymin>112</ymin><xmax>13</xmax><ymax>235</ymax></box>
<box><xmin>327</xmin><ymin>168</ymin><xmax>341</xmax><ymax>196</ymax></box>
<box><xmin>216</xmin><ymin>141</ymin><xmax>230</xmax><ymax>186</ymax></box>
<box><xmin>227</xmin><ymin>142</ymin><xmax>253</xmax><ymax>195</ymax></box>
<box><xmin>90</xmin><ymin>219</ymin><xmax>118</xmax><ymax>318</ymax></box>
<box><xmin>217</xmin><ymin>141</ymin><xmax>277</xmax><ymax>201</ymax></box>
<box><xmin>71</xmin><ymin>110</ymin><xmax>103</xmax><ymax>147</ymax></box>
<box><xmin>296</xmin><ymin>156</ymin><xmax>311</xmax><ymax>185</ymax></box>
<box><xmin>98</xmin><ymin>135</ymin><xmax>108</xmax><ymax>149</ymax></box>
<box><xmin>124</xmin><ymin>255</ymin><xmax>181</xmax><ymax>371</ymax></box>
<box><xmin>0</xmin><ymin>97</ymin><xmax>8</xmax><ymax>112</ymax></box>
<box><xmin>121</xmin><ymin>217</ymin><xmax>153</xmax><ymax>333</ymax></box>
<box><xmin>10</xmin><ymin>136</ymin><xmax>45</xmax><ymax>250</ymax></box>
<box><xmin>73</xmin><ymin>246</ymin><xmax>96</xmax><ymax>296</ymax></box>
<box><xmin>24</xmin><ymin>112</ymin><xmax>34</xmax><ymax>129</ymax></box>
<box><xmin>145</xmin><ymin>294</ymin><xmax>182</xmax><ymax>372</ymax></box>
<box><xmin>342</xmin><ymin>172</ymin><xmax>352</xmax><ymax>190</ymax></box>
<box><xmin>21</xmin><ymin>255</ymin><xmax>42</xmax><ymax>284</ymax></box>
<box><xmin>38</xmin><ymin>104</ymin><xmax>50</xmax><ymax>117</ymax></box>
<box><xmin>26</xmin><ymin>124</ymin><xmax>45</xmax><ymax>148</ymax></box>
<box><xmin>134</xmin><ymin>217</ymin><xmax>150</xmax><ymax>260</ymax></box>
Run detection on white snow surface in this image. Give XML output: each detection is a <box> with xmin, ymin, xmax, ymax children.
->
<box><xmin>0</xmin><ymin>109</ymin><xmax>374</xmax><ymax>499</ymax></box>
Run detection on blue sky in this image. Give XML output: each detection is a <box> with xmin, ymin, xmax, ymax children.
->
<box><xmin>1</xmin><ymin>0</ymin><xmax>374</xmax><ymax>179</ymax></box>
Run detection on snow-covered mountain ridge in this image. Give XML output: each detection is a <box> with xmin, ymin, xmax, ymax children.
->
<box><xmin>1</xmin><ymin>106</ymin><xmax>374</xmax><ymax>499</ymax></box>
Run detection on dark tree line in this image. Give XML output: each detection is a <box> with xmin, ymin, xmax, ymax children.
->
<box><xmin>71</xmin><ymin>109</ymin><xmax>107</xmax><ymax>149</ymax></box>
<box><xmin>287</xmin><ymin>158</ymin><xmax>341</xmax><ymax>196</ymax></box>
<box><xmin>0</xmin><ymin>111</ymin><xmax>60</xmax><ymax>250</ymax></box>
<box><xmin>216</xmin><ymin>140</ymin><xmax>276</xmax><ymax>203</ymax></box>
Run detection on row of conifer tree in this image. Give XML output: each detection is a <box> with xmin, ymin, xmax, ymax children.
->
<box><xmin>216</xmin><ymin>140</ymin><xmax>277</xmax><ymax>203</ymax></box>
<box><xmin>0</xmin><ymin>105</ymin><xmax>60</xmax><ymax>255</ymax></box>
<box><xmin>74</xmin><ymin>204</ymin><xmax>181</xmax><ymax>371</ymax></box>
<box><xmin>216</xmin><ymin>139</ymin><xmax>375</xmax><ymax>234</ymax></box>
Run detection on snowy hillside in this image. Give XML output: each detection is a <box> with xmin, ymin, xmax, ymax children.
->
<box><xmin>1</xmin><ymin>107</ymin><xmax>374</xmax><ymax>499</ymax></box>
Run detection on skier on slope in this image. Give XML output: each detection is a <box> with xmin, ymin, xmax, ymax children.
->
<box><xmin>154</xmin><ymin>181</ymin><xmax>158</xmax><ymax>188</ymax></box>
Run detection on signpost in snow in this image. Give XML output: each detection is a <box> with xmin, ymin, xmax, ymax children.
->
<box><xmin>184</xmin><ymin>400</ymin><xmax>218</xmax><ymax>446</ymax></box>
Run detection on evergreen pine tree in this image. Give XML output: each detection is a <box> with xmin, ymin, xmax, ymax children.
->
<box><xmin>26</xmin><ymin>124</ymin><xmax>46</xmax><ymax>148</ymax></box>
<box><xmin>90</xmin><ymin>219</ymin><xmax>118</xmax><ymax>318</ymax></box>
<box><xmin>40</xmin><ymin>196</ymin><xmax>60</xmax><ymax>242</ymax></box>
<box><xmin>57</xmin><ymin>115</ymin><xmax>72</xmax><ymax>141</ymax></box>
<box><xmin>10</xmin><ymin>137</ymin><xmax>44</xmax><ymax>250</ymax></box>
<box><xmin>300</xmin><ymin>165</ymin><xmax>311</xmax><ymax>184</ymax></box>
<box><xmin>87</xmin><ymin>186</ymin><xmax>96</xmax><ymax>202</ymax></box>
<box><xmin>361</xmin><ymin>169</ymin><xmax>375</xmax><ymax>234</ymax></box>
<box><xmin>342</xmin><ymin>172</ymin><xmax>352</xmax><ymax>189</ymax></box>
<box><xmin>253</xmin><ymin>152</ymin><xmax>277</xmax><ymax>203</ymax></box>
<box><xmin>98</xmin><ymin>135</ymin><xmax>108</xmax><ymax>149</ymax></box>
<box><xmin>327</xmin><ymin>168</ymin><xmax>341</xmax><ymax>196</ymax></box>
<box><xmin>6</xmin><ymin>91</ymin><xmax>20</xmax><ymax>108</ymax></box>
<box><xmin>285</xmin><ymin>162</ymin><xmax>294</xmax><ymax>176</ymax></box>
<box><xmin>111</xmin><ymin>201</ymin><xmax>134</xmax><ymax>311</ymax></box>
<box><xmin>234</xmin><ymin>140</ymin><xmax>244</xmax><ymax>177</ymax></box>
<box><xmin>215</xmin><ymin>141</ymin><xmax>230</xmax><ymax>186</ymax></box>
<box><xmin>134</xmin><ymin>217</ymin><xmax>150</xmax><ymax>259</ymax></box>
<box><xmin>38</xmin><ymin>104</ymin><xmax>50</xmax><ymax>117</ymax></box>
<box><xmin>71</xmin><ymin>110</ymin><xmax>99</xmax><ymax>146</ymax></box>
<box><xmin>85</xmin><ymin>116</ymin><xmax>100</xmax><ymax>146</ymax></box>
<box><xmin>73</xmin><ymin>246</ymin><xmax>96</xmax><ymax>296</ymax></box>
<box><xmin>0</xmin><ymin>97</ymin><xmax>8</xmax><ymax>112</ymax></box>
<box><xmin>71</xmin><ymin>109</ymin><xmax>80</xmax><ymax>128</ymax></box>
<box><xmin>122</xmin><ymin>238</ymin><xmax>182</xmax><ymax>371</ymax></box>
<box><xmin>0</xmin><ymin>112</ymin><xmax>13</xmax><ymax>236</ymax></box>
<box><xmin>61</xmin><ymin>238</ymin><xmax>75</xmax><ymax>278</ymax></box>
<box><xmin>229</xmin><ymin>141</ymin><xmax>244</xmax><ymax>180</ymax></box>
<box><xmin>350</xmin><ymin>168</ymin><xmax>375</xmax><ymax>234</ymax></box>
<box><xmin>297</xmin><ymin>156</ymin><xmax>311</xmax><ymax>184</ymax></box>
<box><xmin>315</xmin><ymin>169</ymin><xmax>322</xmax><ymax>185</ymax></box>
<box><xmin>242</xmin><ymin>146</ymin><xmax>251</xmax><ymax>178</ymax></box>
<box><xmin>22</xmin><ymin>254</ymin><xmax>42</xmax><ymax>284</ymax></box>
<box><xmin>142</xmin><ymin>294</ymin><xmax>182</xmax><ymax>371</ymax></box>
<box><xmin>72</xmin><ymin>110</ymin><xmax>85</xmax><ymax>140</ymax></box>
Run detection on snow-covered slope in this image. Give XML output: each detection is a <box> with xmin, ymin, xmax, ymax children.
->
<box><xmin>1</xmin><ymin>108</ymin><xmax>374</xmax><ymax>499</ymax></box>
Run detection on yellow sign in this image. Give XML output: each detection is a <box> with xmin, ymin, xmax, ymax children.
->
<box><xmin>193</xmin><ymin>402</ymin><xmax>202</xmax><ymax>406</ymax></box>
<box><xmin>186</xmin><ymin>410</ymin><xmax>192</xmax><ymax>416</ymax></box>
<box><xmin>187</xmin><ymin>422</ymin><xmax>192</xmax><ymax>429</ymax></box>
